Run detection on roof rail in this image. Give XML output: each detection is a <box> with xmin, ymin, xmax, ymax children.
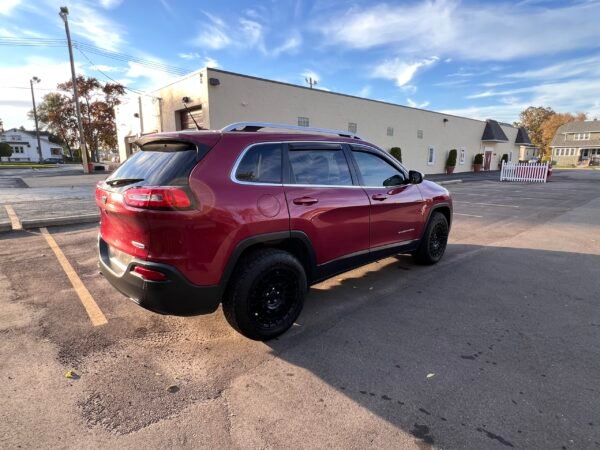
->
<box><xmin>220</xmin><ymin>122</ymin><xmax>362</xmax><ymax>140</ymax></box>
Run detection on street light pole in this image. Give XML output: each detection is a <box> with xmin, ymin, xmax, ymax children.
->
<box><xmin>59</xmin><ymin>6</ymin><xmax>90</xmax><ymax>173</ymax></box>
<box><xmin>30</xmin><ymin>76</ymin><xmax>43</xmax><ymax>163</ymax></box>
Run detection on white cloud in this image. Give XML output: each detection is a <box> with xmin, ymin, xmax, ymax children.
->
<box><xmin>0</xmin><ymin>57</ymin><xmax>85</xmax><ymax>129</ymax></box>
<box><xmin>373</xmin><ymin>56</ymin><xmax>439</xmax><ymax>87</ymax></box>
<box><xmin>448</xmin><ymin>76</ymin><xmax>600</xmax><ymax>122</ymax></box>
<box><xmin>0</xmin><ymin>0</ymin><xmax>21</xmax><ymax>15</ymax></box>
<box><xmin>406</xmin><ymin>98</ymin><xmax>430</xmax><ymax>109</ymax></box>
<box><xmin>192</xmin><ymin>26</ymin><xmax>231</xmax><ymax>50</ymax></box>
<box><xmin>504</xmin><ymin>54</ymin><xmax>600</xmax><ymax>81</ymax></box>
<box><xmin>319</xmin><ymin>0</ymin><xmax>600</xmax><ymax>61</ymax></box>
<box><xmin>178</xmin><ymin>52</ymin><xmax>201</xmax><ymax>60</ymax></box>
<box><xmin>67</xmin><ymin>3</ymin><xmax>125</xmax><ymax>51</ymax></box>
<box><xmin>191</xmin><ymin>12</ymin><xmax>300</xmax><ymax>57</ymax></box>
<box><xmin>271</xmin><ymin>34</ymin><xmax>301</xmax><ymax>57</ymax></box>
<box><xmin>125</xmin><ymin>61</ymin><xmax>177</xmax><ymax>91</ymax></box>
<box><xmin>356</xmin><ymin>85</ymin><xmax>372</xmax><ymax>98</ymax></box>
<box><xmin>202</xmin><ymin>57</ymin><xmax>219</xmax><ymax>68</ymax></box>
<box><xmin>98</xmin><ymin>0</ymin><xmax>123</xmax><ymax>9</ymax></box>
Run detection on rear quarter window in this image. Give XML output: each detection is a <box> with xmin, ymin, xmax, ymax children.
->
<box><xmin>235</xmin><ymin>143</ymin><xmax>282</xmax><ymax>183</ymax></box>
<box><xmin>108</xmin><ymin>144</ymin><xmax>199</xmax><ymax>186</ymax></box>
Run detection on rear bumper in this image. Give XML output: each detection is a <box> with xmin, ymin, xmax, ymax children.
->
<box><xmin>98</xmin><ymin>237</ymin><xmax>221</xmax><ymax>316</ymax></box>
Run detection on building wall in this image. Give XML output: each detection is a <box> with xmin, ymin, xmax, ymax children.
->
<box><xmin>115</xmin><ymin>68</ymin><xmax>523</xmax><ymax>174</ymax></box>
<box><xmin>115</xmin><ymin>69</ymin><xmax>209</xmax><ymax>162</ymax></box>
<box><xmin>0</xmin><ymin>130</ymin><xmax>63</xmax><ymax>161</ymax></box>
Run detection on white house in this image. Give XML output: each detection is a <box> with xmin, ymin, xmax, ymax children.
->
<box><xmin>0</xmin><ymin>128</ymin><xmax>64</xmax><ymax>162</ymax></box>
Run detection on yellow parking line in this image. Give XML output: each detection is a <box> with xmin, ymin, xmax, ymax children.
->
<box><xmin>5</xmin><ymin>205</ymin><xmax>22</xmax><ymax>230</ymax></box>
<box><xmin>40</xmin><ymin>227</ymin><xmax>108</xmax><ymax>326</ymax></box>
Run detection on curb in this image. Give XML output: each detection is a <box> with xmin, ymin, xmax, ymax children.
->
<box><xmin>437</xmin><ymin>179</ymin><xmax>463</xmax><ymax>186</ymax></box>
<box><xmin>0</xmin><ymin>222</ymin><xmax>11</xmax><ymax>233</ymax></box>
<box><xmin>20</xmin><ymin>213</ymin><xmax>100</xmax><ymax>230</ymax></box>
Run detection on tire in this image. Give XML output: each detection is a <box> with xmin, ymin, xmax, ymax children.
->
<box><xmin>222</xmin><ymin>248</ymin><xmax>307</xmax><ymax>341</ymax></box>
<box><xmin>412</xmin><ymin>212</ymin><xmax>449</xmax><ymax>265</ymax></box>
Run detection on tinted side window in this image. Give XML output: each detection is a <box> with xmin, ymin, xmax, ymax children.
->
<box><xmin>288</xmin><ymin>148</ymin><xmax>352</xmax><ymax>186</ymax></box>
<box><xmin>352</xmin><ymin>151</ymin><xmax>407</xmax><ymax>187</ymax></box>
<box><xmin>235</xmin><ymin>143</ymin><xmax>282</xmax><ymax>183</ymax></box>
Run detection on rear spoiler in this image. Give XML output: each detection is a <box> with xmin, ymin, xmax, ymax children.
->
<box><xmin>135</xmin><ymin>133</ymin><xmax>221</xmax><ymax>159</ymax></box>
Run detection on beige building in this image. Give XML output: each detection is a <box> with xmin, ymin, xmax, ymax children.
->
<box><xmin>550</xmin><ymin>120</ymin><xmax>600</xmax><ymax>166</ymax></box>
<box><xmin>116</xmin><ymin>67</ymin><xmax>533</xmax><ymax>174</ymax></box>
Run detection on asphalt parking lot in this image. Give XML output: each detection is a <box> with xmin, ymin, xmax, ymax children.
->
<box><xmin>1</xmin><ymin>170</ymin><xmax>599</xmax><ymax>449</ymax></box>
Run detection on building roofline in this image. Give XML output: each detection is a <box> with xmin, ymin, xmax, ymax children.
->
<box><xmin>1</xmin><ymin>128</ymin><xmax>51</xmax><ymax>141</ymax></box>
<box><xmin>145</xmin><ymin>66</ymin><xmax>500</xmax><ymax>126</ymax></box>
<box><xmin>206</xmin><ymin>68</ymin><xmax>490</xmax><ymax>124</ymax></box>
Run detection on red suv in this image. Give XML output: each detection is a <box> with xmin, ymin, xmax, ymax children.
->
<box><xmin>96</xmin><ymin>122</ymin><xmax>452</xmax><ymax>340</ymax></box>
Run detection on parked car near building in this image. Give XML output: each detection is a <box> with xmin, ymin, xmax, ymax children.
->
<box><xmin>96</xmin><ymin>123</ymin><xmax>453</xmax><ymax>340</ymax></box>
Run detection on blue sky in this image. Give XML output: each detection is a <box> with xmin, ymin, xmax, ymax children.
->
<box><xmin>1</xmin><ymin>0</ymin><xmax>600</xmax><ymax>129</ymax></box>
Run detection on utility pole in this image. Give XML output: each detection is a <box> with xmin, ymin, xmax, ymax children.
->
<box><xmin>29</xmin><ymin>76</ymin><xmax>43</xmax><ymax>163</ymax></box>
<box><xmin>59</xmin><ymin>6</ymin><xmax>90</xmax><ymax>173</ymax></box>
<box><xmin>305</xmin><ymin>77</ymin><xmax>317</xmax><ymax>89</ymax></box>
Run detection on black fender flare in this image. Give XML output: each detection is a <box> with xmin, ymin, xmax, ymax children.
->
<box><xmin>219</xmin><ymin>230</ymin><xmax>317</xmax><ymax>289</ymax></box>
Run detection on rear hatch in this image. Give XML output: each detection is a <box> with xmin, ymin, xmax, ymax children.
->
<box><xmin>96</xmin><ymin>133</ymin><xmax>220</xmax><ymax>261</ymax></box>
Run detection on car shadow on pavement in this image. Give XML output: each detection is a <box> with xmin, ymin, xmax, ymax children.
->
<box><xmin>265</xmin><ymin>244</ymin><xmax>600</xmax><ymax>449</ymax></box>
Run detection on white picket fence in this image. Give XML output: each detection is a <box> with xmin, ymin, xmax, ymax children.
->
<box><xmin>500</xmin><ymin>161</ymin><xmax>549</xmax><ymax>183</ymax></box>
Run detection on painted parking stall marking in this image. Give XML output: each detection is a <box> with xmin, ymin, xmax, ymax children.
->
<box><xmin>40</xmin><ymin>227</ymin><xmax>108</xmax><ymax>326</ymax></box>
<box><xmin>4</xmin><ymin>205</ymin><xmax>22</xmax><ymax>230</ymax></box>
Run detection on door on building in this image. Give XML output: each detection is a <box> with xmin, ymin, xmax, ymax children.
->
<box><xmin>484</xmin><ymin>150</ymin><xmax>493</xmax><ymax>170</ymax></box>
<box><xmin>179</xmin><ymin>106</ymin><xmax>204</xmax><ymax>130</ymax></box>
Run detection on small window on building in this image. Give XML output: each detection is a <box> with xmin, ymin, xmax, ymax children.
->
<box><xmin>571</xmin><ymin>148</ymin><xmax>575</xmax><ymax>155</ymax></box>
<box><xmin>417</xmin><ymin>130</ymin><xmax>423</xmax><ymax>139</ymax></box>
<box><xmin>386</xmin><ymin>126</ymin><xmax>394</xmax><ymax>136</ymax></box>
<box><xmin>235</xmin><ymin>143</ymin><xmax>282</xmax><ymax>183</ymax></box>
<box><xmin>427</xmin><ymin>146</ymin><xmax>435</xmax><ymax>165</ymax></box>
<box><xmin>348</xmin><ymin>122</ymin><xmax>357</xmax><ymax>134</ymax></box>
<box><xmin>509</xmin><ymin>151</ymin><xmax>513</xmax><ymax>162</ymax></box>
<box><xmin>459</xmin><ymin>148</ymin><xmax>465</xmax><ymax>165</ymax></box>
<box><xmin>298</xmin><ymin>117</ymin><xmax>309</xmax><ymax>127</ymax></box>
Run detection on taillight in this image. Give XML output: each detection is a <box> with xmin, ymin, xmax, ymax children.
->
<box><xmin>132</xmin><ymin>265</ymin><xmax>167</xmax><ymax>281</ymax></box>
<box><xmin>124</xmin><ymin>187</ymin><xmax>192</xmax><ymax>210</ymax></box>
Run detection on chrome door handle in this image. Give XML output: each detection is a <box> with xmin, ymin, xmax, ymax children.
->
<box><xmin>293</xmin><ymin>197</ymin><xmax>319</xmax><ymax>205</ymax></box>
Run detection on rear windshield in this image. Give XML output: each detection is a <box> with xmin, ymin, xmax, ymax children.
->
<box><xmin>107</xmin><ymin>147</ymin><xmax>198</xmax><ymax>186</ymax></box>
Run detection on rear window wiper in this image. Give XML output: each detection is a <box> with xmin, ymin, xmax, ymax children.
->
<box><xmin>105</xmin><ymin>178</ymin><xmax>145</xmax><ymax>187</ymax></box>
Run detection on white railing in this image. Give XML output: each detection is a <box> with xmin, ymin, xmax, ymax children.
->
<box><xmin>500</xmin><ymin>161</ymin><xmax>548</xmax><ymax>183</ymax></box>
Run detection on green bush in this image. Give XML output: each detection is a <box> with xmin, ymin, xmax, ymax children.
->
<box><xmin>501</xmin><ymin>154</ymin><xmax>509</xmax><ymax>164</ymax></box>
<box><xmin>0</xmin><ymin>142</ymin><xmax>12</xmax><ymax>158</ymax></box>
<box><xmin>474</xmin><ymin>153</ymin><xmax>484</xmax><ymax>165</ymax></box>
<box><xmin>446</xmin><ymin>149</ymin><xmax>457</xmax><ymax>167</ymax></box>
<box><xmin>389</xmin><ymin>147</ymin><xmax>402</xmax><ymax>163</ymax></box>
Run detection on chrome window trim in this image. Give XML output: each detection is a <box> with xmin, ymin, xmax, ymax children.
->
<box><xmin>230</xmin><ymin>141</ymin><xmax>361</xmax><ymax>188</ymax></box>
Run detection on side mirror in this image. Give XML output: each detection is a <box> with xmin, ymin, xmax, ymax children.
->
<box><xmin>409</xmin><ymin>170</ymin><xmax>423</xmax><ymax>184</ymax></box>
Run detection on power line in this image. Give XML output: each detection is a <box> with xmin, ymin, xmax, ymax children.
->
<box><xmin>76</xmin><ymin>47</ymin><xmax>161</xmax><ymax>99</ymax></box>
<box><xmin>0</xmin><ymin>36</ymin><xmax>189</xmax><ymax>76</ymax></box>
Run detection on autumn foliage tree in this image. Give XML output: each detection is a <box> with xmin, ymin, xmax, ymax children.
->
<box><xmin>30</xmin><ymin>76</ymin><xmax>125</xmax><ymax>161</ymax></box>
<box><xmin>515</xmin><ymin>106</ymin><xmax>587</xmax><ymax>159</ymax></box>
<box><xmin>541</xmin><ymin>112</ymin><xmax>587</xmax><ymax>154</ymax></box>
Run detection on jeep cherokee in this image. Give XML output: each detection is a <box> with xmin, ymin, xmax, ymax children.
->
<box><xmin>96</xmin><ymin>122</ymin><xmax>452</xmax><ymax>340</ymax></box>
